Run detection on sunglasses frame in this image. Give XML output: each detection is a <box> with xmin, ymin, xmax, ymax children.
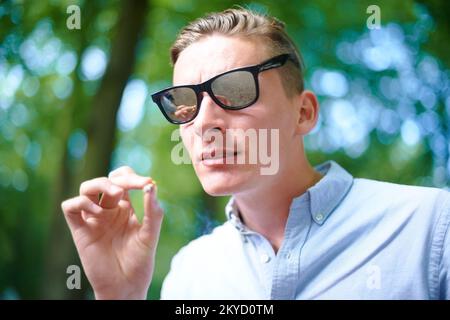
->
<box><xmin>151</xmin><ymin>53</ymin><xmax>296</xmax><ymax>124</ymax></box>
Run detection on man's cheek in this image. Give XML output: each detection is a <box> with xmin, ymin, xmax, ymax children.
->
<box><xmin>181</xmin><ymin>135</ymin><xmax>198</xmax><ymax>163</ymax></box>
<box><xmin>182</xmin><ymin>140</ymin><xmax>194</xmax><ymax>160</ymax></box>
<box><xmin>174</xmin><ymin>127</ymin><xmax>191</xmax><ymax>162</ymax></box>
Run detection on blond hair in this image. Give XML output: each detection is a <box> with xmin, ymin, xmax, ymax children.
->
<box><xmin>170</xmin><ymin>8</ymin><xmax>305</xmax><ymax>96</ymax></box>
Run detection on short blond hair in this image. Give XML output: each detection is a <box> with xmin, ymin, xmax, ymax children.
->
<box><xmin>170</xmin><ymin>8</ymin><xmax>305</xmax><ymax>96</ymax></box>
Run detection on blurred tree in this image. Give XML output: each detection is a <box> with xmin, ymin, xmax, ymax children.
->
<box><xmin>42</xmin><ymin>0</ymin><xmax>149</xmax><ymax>299</ymax></box>
<box><xmin>417</xmin><ymin>0</ymin><xmax>450</xmax><ymax>66</ymax></box>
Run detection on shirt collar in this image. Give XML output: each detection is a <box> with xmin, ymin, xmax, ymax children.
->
<box><xmin>225</xmin><ymin>160</ymin><xmax>353</xmax><ymax>229</ymax></box>
<box><xmin>305</xmin><ymin>160</ymin><xmax>353</xmax><ymax>225</ymax></box>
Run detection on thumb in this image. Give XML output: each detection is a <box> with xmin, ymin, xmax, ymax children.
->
<box><xmin>139</xmin><ymin>183</ymin><xmax>164</xmax><ymax>249</ymax></box>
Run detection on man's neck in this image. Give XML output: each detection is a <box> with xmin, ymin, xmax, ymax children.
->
<box><xmin>234</xmin><ymin>156</ymin><xmax>323</xmax><ymax>253</ymax></box>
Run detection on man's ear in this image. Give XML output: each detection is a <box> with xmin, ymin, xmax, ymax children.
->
<box><xmin>293</xmin><ymin>90</ymin><xmax>319</xmax><ymax>136</ymax></box>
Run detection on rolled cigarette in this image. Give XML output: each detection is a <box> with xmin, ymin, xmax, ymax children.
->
<box><xmin>143</xmin><ymin>183</ymin><xmax>154</xmax><ymax>193</ymax></box>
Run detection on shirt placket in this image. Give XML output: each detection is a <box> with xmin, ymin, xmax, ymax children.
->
<box><xmin>247</xmin><ymin>234</ymin><xmax>276</xmax><ymax>298</ymax></box>
<box><xmin>270</xmin><ymin>199</ymin><xmax>312</xmax><ymax>299</ymax></box>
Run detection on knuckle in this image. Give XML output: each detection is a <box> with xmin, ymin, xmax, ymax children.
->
<box><xmin>61</xmin><ymin>197</ymin><xmax>78</xmax><ymax>213</ymax></box>
<box><xmin>79</xmin><ymin>195</ymin><xmax>89</xmax><ymax>203</ymax></box>
<box><xmin>107</xmin><ymin>169</ymin><xmax>119</xmax><ymax>178</ymax></box>
<box><xmin>108</xmin><ymin>166</ymin><xmax>134</xmax><ymax>178</ymax></box>
<box><xmin>118</xmin><ymin>199</ymin><xmax>131</xmax><ymax>210</ymax></box>
<box><xmin>79</xmin><ymin>177</ymin><xmax>109</xmax><ymax>194</ymax></box>
<box><xmin>94</xmin><ymin>176</ymin><xmax>110</xmax><ymax>185</ymax></box>
<box><xmin>61</xmin><ymin>199</ymin><xmax>69</xmax><ymax>212</ymax></box>
<box><xmin>109</xmin><ymin>185</ymin><xmax>124</xmax><ymax>196</ymax></box>
<box><xmin>79</xmin><ymin>181</ymin><xmax>89</xmax><ymax>194</ymax></box>
<box><xmin>121</xmin><ymin>165</ymin><xmax>135</xmax><ymax>173</ymax></box>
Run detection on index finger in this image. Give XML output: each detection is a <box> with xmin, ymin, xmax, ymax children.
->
<box><xmin>109</xmin><ymin>173</ymin><xmax>154</xmax><ymax>191</ymax></box>
<box><xmin>79</xmin><ymin>177</ymin><xmax>124</xmax><ymax>209</ymax></box>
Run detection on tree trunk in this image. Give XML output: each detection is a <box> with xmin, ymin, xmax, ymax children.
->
<box><xmin>42</xmin><ymin>0</ymin><xmax>149</xmax><ymax>299</ymax></box>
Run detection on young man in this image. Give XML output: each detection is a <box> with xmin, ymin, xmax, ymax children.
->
<box><xmin>61</xmin><ymin>8</ymin><xmax>450</xmax><ymax>299</ymax></box>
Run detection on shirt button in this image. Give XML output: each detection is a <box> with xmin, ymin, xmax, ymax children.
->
<box><xmin>316</xmin><ymin>213</ymin><xmax>324</xmax><ymax>221</ymax></box>
<box><xmin>260</xmin><ymin>253</ymin><xmax>271</xmax><ymax>264</ymax></box>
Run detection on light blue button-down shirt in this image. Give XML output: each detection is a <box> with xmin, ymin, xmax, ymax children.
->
<box><xmin>161</xmin><ymin>161</ymin><xmax>450</xmax><ymax>299</ymax></box>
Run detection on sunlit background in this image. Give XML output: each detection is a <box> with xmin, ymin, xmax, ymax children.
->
<box><xmin>0</xmin><ymin>0</ymin><xmax>449</xmax><ymax>299</ymax></box>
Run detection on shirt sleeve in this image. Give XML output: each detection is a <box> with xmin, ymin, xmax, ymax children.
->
<box><xmin>160</xmin><ymin>246</ymin><xmax>189</xmax><ymax>300</ymax></box>
<box><xmin>438</xmin><ymin>191</ymin><xmax>450</xmax><ymax>300</ymax></box>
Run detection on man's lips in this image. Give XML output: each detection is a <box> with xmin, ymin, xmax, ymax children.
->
<box><xmin>200</xmin><ymin>150</ymin><xmax>239</xmax><ymax>161</ymax></box>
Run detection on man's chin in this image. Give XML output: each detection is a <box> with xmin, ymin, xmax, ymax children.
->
<box><xmin>202</xmin><ymin>184</ymin><xmax>235</xmax><ymax>197</ymax></box>
<box><xmin>200</xmin><ymin>178</ymin><xmax>243</xmax><ymax>197</ymax></box>
<box><xmin>196</xmin><ymin>167</ymin><xmax>255</xmax><ymax>196</ymax></box>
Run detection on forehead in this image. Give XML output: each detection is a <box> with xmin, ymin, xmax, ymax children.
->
<box><xmin>173</xmin><ymin>35</ymin><xmax>268</xmax><ymax>85</ymax></box>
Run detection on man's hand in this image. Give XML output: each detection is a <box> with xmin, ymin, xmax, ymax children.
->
<box><xmin>61</xmin><ymin>166</ymin><xmax>164</xmax><ymax>299</ymax></box>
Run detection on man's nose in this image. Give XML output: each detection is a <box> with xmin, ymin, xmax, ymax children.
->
<box><xmin>193</xmin><ymin>92</ymin><xmax>227</xmax><ymax>139</ymax></box>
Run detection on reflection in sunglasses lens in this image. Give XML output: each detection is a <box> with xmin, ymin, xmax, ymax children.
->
<box><xmin>161</xmin><ymin>87</ymin><xmax>197</xmax><ymax>123</ymax></box>
<box><xmin>211</xmin><ymin>71</ymin><xmax>256</xmax><ymax>108</ymax></box>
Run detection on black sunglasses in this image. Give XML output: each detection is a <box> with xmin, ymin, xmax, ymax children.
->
<box><xmin>151</xmin><ymin>53</ymin><xmax>297</xmax><ymax>124</ymax></box>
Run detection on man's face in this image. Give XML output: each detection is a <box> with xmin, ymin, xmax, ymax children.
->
<box><xmin>175</xmin><ymin>35</ymin><xmax>301</xmax><ymax>196</ymax></box>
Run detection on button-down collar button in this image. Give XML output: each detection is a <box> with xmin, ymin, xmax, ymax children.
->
<box><xmin>316</xmin><ymin>213</ymin><xmax>324</xmax><ymax>221</ymax></box>
<box><xmin>260</xmin><ymin>253</ymin><xmax>270</xmax><ymax>264</ymax></box>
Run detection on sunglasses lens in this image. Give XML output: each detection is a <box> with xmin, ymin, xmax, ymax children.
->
<box><xmin>159</xmin><ymin>87</ymin><xmax>197</xmax><ymax>123</ymax></box>
<box><xmin>211</xmin><ymin>71</ymin><xmax>257</xmax><ymax>108</ymax></box>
